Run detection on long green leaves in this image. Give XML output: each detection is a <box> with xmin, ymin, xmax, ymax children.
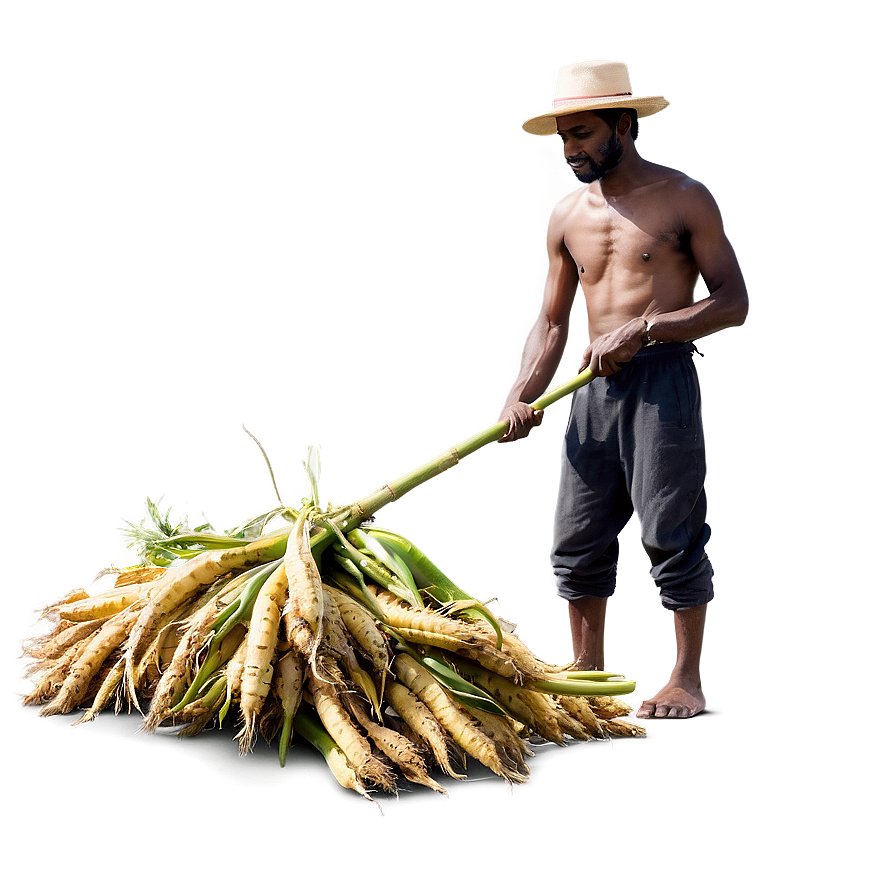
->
<box><xmin>397</xmin><ymin>644</ymin><xmax>506</xmax><ymax>716</ymax></box>
<box><xmin>346</xmin><ymin>529</ymin><xmax>424</xmax><ymax>607</ymax></box>
<box><xmin>361</xmin><ymin>526</ymin><xmax>505</xmax><ymax>648</ymax></box>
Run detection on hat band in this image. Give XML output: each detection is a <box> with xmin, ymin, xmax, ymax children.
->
<box><xmin>552</xmin><ymin>92</ymin><xmax>632</xmax><ymax>108</ymax></box>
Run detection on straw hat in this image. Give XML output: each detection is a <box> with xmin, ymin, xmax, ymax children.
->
<box><xmin>523</xmin><ymin>59</ymin><xmax>668</xmax><ymax>135</ymax></box>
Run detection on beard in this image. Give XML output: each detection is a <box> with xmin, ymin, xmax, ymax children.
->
<box><xmin>567</xmin><ymin>132</ymin><xmax>623</xmax><ymax>183</ymax></box>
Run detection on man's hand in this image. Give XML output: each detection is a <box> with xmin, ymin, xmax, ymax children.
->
<box><xmin>580</xmin><ymin>318</ymin><xmax>647</xmax><ymax>377</ymax></box>
<box><xmin>498</xmin><ymin>402</ymin><xmax>544</xmax><ymax>442</ymax></box>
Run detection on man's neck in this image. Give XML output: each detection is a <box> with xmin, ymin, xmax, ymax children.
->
<box><xmin>597</xmin><ymin>145</ymin><xmax>649</xmax><ymax>198</ymax></box>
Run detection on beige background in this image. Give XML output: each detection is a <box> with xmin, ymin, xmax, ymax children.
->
<box><xmin>2</xmin><ymin>2</ymin><xmax>889</xmax><ymax>893</ymax></box>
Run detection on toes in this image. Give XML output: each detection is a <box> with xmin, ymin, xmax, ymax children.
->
<box><xmin>663</xmin><ymin>705</ymin><xmax>695</xmax><ymax>718</ymax></box>
<box><xmin>637</xmin><ymin>694</ymin><xmax>702</xmax><ymax>719</ymax></box>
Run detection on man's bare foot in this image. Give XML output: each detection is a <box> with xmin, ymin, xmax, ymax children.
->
<box><xmin>636</xmin><ymin>680</ymin><xmax>706</xmax><ymax>719</ymax></box>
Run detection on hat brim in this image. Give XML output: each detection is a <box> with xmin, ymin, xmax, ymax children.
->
<box><xmin>522</xmin><ymin>95</ymin><xmax>669</xmax><ymax>135</ymax></box>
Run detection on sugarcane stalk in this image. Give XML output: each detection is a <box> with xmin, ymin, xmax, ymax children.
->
<box><xmin>336</xmin><ymin>367</ymin><xmax>595</xmax><ymax>531</ymax></box>
<box><xmin>138</xmin><ymin>368</ymin><xmax>595</xmax><ymax>565</ymax></box>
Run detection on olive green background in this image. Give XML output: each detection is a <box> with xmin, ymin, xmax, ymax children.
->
<box><xmin>3</xmin><ymin>3</ymin><xmax>888</xmax><ymax>893</ymax></box>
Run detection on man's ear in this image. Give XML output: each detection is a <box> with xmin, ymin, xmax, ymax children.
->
<box><xmin>617</xmin><ymin>112</ymin><xmax>632</xmax><ymax>138</ymax></box>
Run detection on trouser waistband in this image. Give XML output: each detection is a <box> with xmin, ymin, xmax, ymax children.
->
<box><xmin>632</xmin><ymin>340</ymin><xmax>700</xmax><ymax>359</ymax></box>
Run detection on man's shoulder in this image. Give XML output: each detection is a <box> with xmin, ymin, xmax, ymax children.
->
<box><xmin>643</xmin><ymin>166</ymin><xmax>722</xmax><ymax>228</ymax></box>
<box><xmin>643</xmin><ymin>163</ymin><xmax>708</xmax><ymax>197</ymax></box>
<box><xmin>545</xmin><ymin>186</ymin><xmax>588</xmax><ymax>235</ymax></box>
<box><xmin>655</xmin><ymin>166</ymin><xmax>720</xmax><ymax>208</ymax></box>
<box><xmin>552</xmin><ymin>184</ymin><xmax>589</xmax><ymax>211</ymax></box>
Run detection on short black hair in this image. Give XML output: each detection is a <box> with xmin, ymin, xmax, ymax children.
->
<box><xmin>594</xmin><ymin>107</ymin><xmax>638</xmax><ymax>141</ymax></box>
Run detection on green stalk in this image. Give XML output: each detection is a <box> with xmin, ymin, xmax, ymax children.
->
<box><xmin>325</xmin><ymin>562</ymin><xmax>387</xmax><ymax>622</ymax></box>
<box><xmin>171</xmin><ymin>644</ymin><xmax>230</xmax><ymax>713</ymax></box>
<box><xmin>448</xmin><ymin>652</ymin><xmax>635</xmax><ymax>699</ymax></box>
<box><xmin>211</xmin><ymin>560</ymin><xmax>281</xmax><ymax>639</ymax></box>
<box><xmin>206</xmin><ymin>566</ymin><xmax>266</xmax><ymax>633</ymax></box>
<box><xmin>217</xmin><ymin>681</ymin><xmax>234</xmax><ymax>727</ymax></box>
<box><xmin>559</xmin><ymin>670</ymin><xmax>627</xmax><ymax>681</ymax></box>
<box><xmin>530</xmin><ymin>677</ymin><xmax>636</xmax><ymax>697</ymax></box>
<box><xmin>292</xmin><ymin>706</ymin><xmax>375</xmax><ymax>803</ymax></box>
<box><xmin>333</xmin><ymin>368</ymin><xmax>595</xmax><ymax>531</ymax></box>
<box><xmin>157</xmin><ymin>531</ymin><xmax>259</xmax><ymax>552</ymax></box>
<box><xmin>292</xmin><ymin>706</ymin><xmax>332</xmax><ymax>753</ymax></box>
<box><xmin>202</xmin><ymin>675</ymin><xmax>227</xmax><ymax>710</ymax></box>
<box><xmin>138</xmin><ymin>369</ymin><xmax>594</xmax><ymax>572</ymax></box>
<box><xmin>398</xmin><ymin>644</ymin><xmax>506</xmax><ymax>716</ymax></box>
<box><xmin>170</xmin><ymin>562</ymin><xmax>280</xmax><ymax>714</ymax></box>
<box><xmin>346</xmin><ymin>528</ymin><xmax>424</xmax><ymax>607</ymax></box>
<box><xmin>170</xmin><ymin>640</ymin><xmax>233</xmax><ymax>713</ymax></box>
<box><xmin>318</xmin><ymin>518</ymin><xmax>417</xmax><ymax>604</ymax></box>
<box><xmin>361</xmin><ymin>526</ymin><xmax>504</xmax><ymax>648</ymax></box>
<box><xmin>278</xmin><ymin>712</ymin><xmax>294</xmax><ymax>768</ymax></box>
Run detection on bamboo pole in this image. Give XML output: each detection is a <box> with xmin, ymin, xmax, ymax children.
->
<box><xmin>340</xmin><ymin>367</ymin><xmax>595</xmax><ymax>528</ymax></box>
<box><xmin>217</xmin><ymin>367</ymin><xmax>596</xmax><ymax>561</ymax></box>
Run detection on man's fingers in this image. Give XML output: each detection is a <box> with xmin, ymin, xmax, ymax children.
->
<box><xmin>595</xmin><ymin>356</ymin><xmax>620</xmax><ymax>377</ymax></box>
<box><xmin>498</xmin><ymin>404</ymin><xmax>543</xmax><ymax>443</ymax></box>
<box><xmin>505</xmin><ymin>417</ymin><xmax>519</xmax><ymax>441</ymax></box>
<box><xmin>580</xmin><ymin>347</ymin><xmax>593</xmax><ymax>372</ymax></box>
<box><xmin>500</xmin><ymin>411</ymin><xmax>522</xmax><ymax>442</ymax></box>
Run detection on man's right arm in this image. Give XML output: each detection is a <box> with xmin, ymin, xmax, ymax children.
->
<box><xmin>499</xmin><ymin>203</ymin><xmax>579</xmax><ymax>442</ymax></box>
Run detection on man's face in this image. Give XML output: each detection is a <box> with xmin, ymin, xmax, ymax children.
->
<box><xmin>556</xmin><ymin>111</ymin><xmax>623</xmax><ymax>183</ymax></box>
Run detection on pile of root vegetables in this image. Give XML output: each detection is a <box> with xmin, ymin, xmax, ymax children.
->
<box><xmin>22</xmin><ymin>374</ymin><xmax>644</xmax><ymax>800</ymax></box>
<box><xmin>23</xmin><ymin>498</ymin><xmax>643</xmax><ymax>799</ymax></box>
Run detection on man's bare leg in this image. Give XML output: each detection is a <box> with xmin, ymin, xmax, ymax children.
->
<box><xmin>568</xmin><ymin>596</ymin><xmax>608</xmax><ymax>670</ymax></box>
<box><xmin>637</xmin><ymin>603</ymin><xmax>707</xmax><ymax>719</ymax></box>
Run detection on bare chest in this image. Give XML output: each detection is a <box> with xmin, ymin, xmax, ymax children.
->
<box><xmin>562</xmin><ymin>191</ymin><xmax>688</xmax><ymax>283</ymax></box>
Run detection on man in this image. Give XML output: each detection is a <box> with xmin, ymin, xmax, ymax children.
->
<box><xmin>499</xmin><ymin>60</ymin><xmax>748</xmax><ymax>719</ymax></box>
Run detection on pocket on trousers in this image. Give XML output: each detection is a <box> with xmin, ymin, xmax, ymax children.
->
<box><xmin>656</xmin><ymin>362</ymin><xmax>693</xmax><ymax>429</ymax></box>
<box><xmin>675</xmin><ymin>358</ymin><xmax>699</xmax><ymax>430</ymax></box>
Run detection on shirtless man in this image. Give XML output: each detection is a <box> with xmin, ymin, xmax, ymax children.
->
<box><xmin>499</xmin><ymin>60</ymin><xmax>748</xmax><ymax>719</ymax></box>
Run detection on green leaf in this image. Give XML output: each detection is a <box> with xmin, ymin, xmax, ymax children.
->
<box><xmin>400</xmin><ymin>646</ymin><xmax>506</xmax><ymax>716</ymax></box>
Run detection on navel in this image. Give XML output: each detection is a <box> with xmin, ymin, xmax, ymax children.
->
<box><xmin>641</xmin><ymin>253</ymin><xmax>650</xmax><ymax>261</ymax></box>
<box><xmin>580</xmin><ymin>265</ymin><xmax>585</xmax><ymax>274</ymax></box>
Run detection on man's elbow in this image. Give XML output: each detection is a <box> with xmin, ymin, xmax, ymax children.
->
<box><xmin>730</xmin><ymin>291</ymin><xmax>749</xmax><ymax>327</ymax></box>
<box><xmin>719</xmin><ymin>284</ymin><xmax>748</xmax><ymax>328</ymax></box>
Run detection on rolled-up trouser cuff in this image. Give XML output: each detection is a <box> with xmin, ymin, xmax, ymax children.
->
<box><xmin>555</xmin><ymin>570</ymin><xmax>617</xmax><ymax>602</ymax></box>
<box><xmin>661</xmin><ymin>589</ymin><xmax>714</xmax><ymax>611</ymax></box>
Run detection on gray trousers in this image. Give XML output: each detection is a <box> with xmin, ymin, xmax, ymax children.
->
<box><xmin>551</xmin><ymin>341</ymin><xmax>713</xmax><ymax>611</ymax></box>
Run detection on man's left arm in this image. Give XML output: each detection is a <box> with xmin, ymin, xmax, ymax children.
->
<box><xmin>646</xmin><ymin>181</ymin><xmax>749</xmax><ymax>343</ymax></box>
